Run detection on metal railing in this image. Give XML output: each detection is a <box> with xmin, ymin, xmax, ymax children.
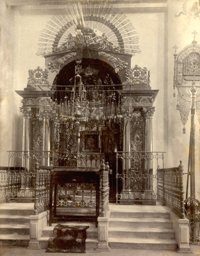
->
<box><xmin>34</xmin><ymin>164</ymin><xmax>51</xmax><ymax>214</ymax></box>
<box><xmin>0</xmin><ymin>167</ymin><xmax>25</xmax><ymax>202</ymax></box>
<box><xmin>7</xmin><ymin>150</ymin><xmax>104</xmax><ymax>169</ymax></box>
<box><xmin>157</xmin><ymin>161</ymin><xmax>185</xmax><ymax>218</ymax></box>
<box><xmin>116</xmin><ymin>151</ymin><xmax>165</xmax><ymax>204</ymax></box>
<box><xmin>0</xmin><ymin>168</ymin><xmax>8</xmax><ymax>202</ymax></box>
<box><xmin>1</xmin><ymin>151</ymin><xmax>105</xmax><ymax>217</ymax></box>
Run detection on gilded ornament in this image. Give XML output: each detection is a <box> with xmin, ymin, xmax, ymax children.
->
<box><xmin>27</xmin><ymin>66</ymin><xmax>49</xmax><ymax>90</ymax></box>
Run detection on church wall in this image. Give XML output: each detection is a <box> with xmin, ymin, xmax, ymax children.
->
<box><xmin>167</xmin><ymin>0</ymin><xmax>200</xmax><ymax>199</ymax></box>
<box><xmin>0</xmin><ymin>2</ymin><xmax>18</xmax><ymax>166</ymax></box>
<box><xmin>127</xmin><ymin>12</ymin><xmax>166</xmax><ymax>156</ymax></box>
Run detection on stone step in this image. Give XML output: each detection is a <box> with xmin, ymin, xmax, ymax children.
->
<box><xmin>39</xmin><ymin>236</ymin><xmax>98</xmax><ymax>251</ymax></box>
<box><xmin>0</xmin><ymin>203</ymin><xmax>34</xmax><ymax>216</ymax></box>
<box><xmin>0</xmin><ymin>224</ymin><xmax>30</xmax><ymax>235</ymax></box>
<box><xmin>109</xmin><ymin>217</ymin><xmax>173</xmax><ymax>229</ymax></box>
<box><xmin>0</xmin><ymin>215</ymin><xmax>30</xmax><ymax>224</ymax></box>
<box><xmin>109</xmin><ymin>204</ymin><xmax>169</xmax><ymax>212</ymax></box>
<box><xmin>0</xmin><ymin>234</ymin><xmax>30</xmax><ymax>247</ymax></box>
<box><xmin>110</xmin><ymin>211</ymin><xmax>170</xmax><ymax>219</ymax></box>
<box><xmin>109</xmin><ymin>237</ymin><xmax>177</xmax><ymax>251</ymax></box>
<box><xmin>109</xmin><ymin>227</ymin><xmax>175</xmax><ymax>240</ymax></box>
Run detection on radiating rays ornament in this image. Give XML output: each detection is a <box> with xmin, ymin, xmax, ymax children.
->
<box><xmin>37</xmin><ymin>0</ymin><xmax>140</xmax><ymax>56</ymax></box>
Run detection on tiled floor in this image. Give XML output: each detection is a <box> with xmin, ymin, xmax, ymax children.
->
<box><xmin>0</xmin><ymin>246</ymin><xmax>199</xmax><ymax>256</ymax></box>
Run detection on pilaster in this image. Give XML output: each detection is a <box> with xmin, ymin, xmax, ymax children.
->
<box><xmin>21</xmin><ymin>106</ymin><xmax>32</xmax><ymax>170</ymax></box>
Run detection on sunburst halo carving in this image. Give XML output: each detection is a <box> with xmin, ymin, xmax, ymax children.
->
<box><xmin>37</xmin><ymin>0</ymin><xmax>140</xmax><ymax>56</ymax></box>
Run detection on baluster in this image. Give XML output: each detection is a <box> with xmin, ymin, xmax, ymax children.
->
<box><xmin>99</xmin><ymin>160</ymin><xmax>109</xmax><ymax>217</ymax></box>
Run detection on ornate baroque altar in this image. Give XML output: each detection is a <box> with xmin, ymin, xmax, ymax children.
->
<box><xmin>15</xmin><ymin>10</ymin><xmax>158</xmax><ymax>214</ymax></box>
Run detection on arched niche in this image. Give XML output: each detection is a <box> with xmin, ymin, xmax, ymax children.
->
<box><xmin>52</xmin><ymin>58</ymin><xmax>122</xmax><ymax>103</ymax></box>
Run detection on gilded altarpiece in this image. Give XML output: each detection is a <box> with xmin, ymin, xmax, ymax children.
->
<box><xmin>16</xmin><ymin>21</ymin><xmax>158</xmax><ymax>208</ymax></box>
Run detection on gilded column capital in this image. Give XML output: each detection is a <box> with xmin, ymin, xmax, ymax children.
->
<box><xmin>40</xmin><ymin>110</ymin><xmax>51</xmax><ymax>119</ymax></box>
<box><xmin>143</xmin><ymin>107</ymin><xmax>155</xmax><ymax>119</ymax></box>
<box><xmin>22</xmin><ymin>98</ymin><xmax>39</xmax><ymax>107</ymax></box>
<box><xmin>20</xmin><ymin>106</ymin><xmax>32</xmax><ymax>118</ymax></box>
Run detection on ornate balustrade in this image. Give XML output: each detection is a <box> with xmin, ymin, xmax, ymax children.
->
<box><xmin>48</xmin><ymin>160</ymin><xmax>110</xmax><ymax>224</ymax></box>
<box><xmin>2</xmin><ymin>151</ymin><xmax>105</xmax><ymax>219</ymax></box>
<box><xmin>0</xmin><ymin>167</ymin><xmax>25</xmax><ymax>202</ymax></box>
<box><xmin>52</xmin><ymin>152</ymin><xmax>104</xmax><ymax>169</ymax></box>
<box><xmin>0</xmin><ymin>168</ymin><xmax>9</xmax><ymax>202</ymax></box>
<box><xmin>7</xmin><ymin>150</ymin><xmax>104</xmax><ymax>169</ymax></box>
<box><xmin>157</xmin><ymin>161</ymin><xmax>185</xmax><ymax>218</ymax></box>
<box><xmin>116</xmin><ymin>151</ymin><xmax>165</xmax><ymax>204</ymax></box>
<box><xmin>34</xmin><ymin>163</ymin><xmax>52</xmax><ymax>214</ymax></box>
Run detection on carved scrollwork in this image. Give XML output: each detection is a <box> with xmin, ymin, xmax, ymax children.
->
<box><xmin>98</xmin><ymin>51</ymin><xmax>128</xmax><ymax>73</ymax></box>
<box><xmin>121</xmin><ymin>95</ymin><xmax>156</xmax><ymax>113</ymax></box>
<box><xmin>20</xmin><ymin>106</ymin><xmax>32</xmax><ymax>118</ymax></box>
<box><xmin>174</xmin><ymin>40</ymin><xmax>200</xmax><ymax>87</ymax></box>
<box><xmin>55</xmin><ymin>28</ymin><xmax>122</xmax><ymax>55</ymax></box>
<box><xmin>47</xmin><ymin>52</ymin><xmax>77</xmax><ymax>73</ymax></box>
<box><xmin>143</xmin><ymin>107</ymin><xmax>155</xmax><ymax>119</ymax></box>
<box><xmin>124</xmin><ymin>65</ymin><xmax>150</xmax><ymax>89</ymax></box>
<box><xmin>130</xmin><ymin>111</ymin><xmax>145</xmax><ymax>153</ymax></box>
<box><xmin>27</xmin><ymin>66</ymin><xmax>49</xmax><ymax>90</ymax></box>
<box><xmin>22</xmin><ymin>98</ymin><xmax>40</xmax><ymax>107</ymax></box>
<box><xmin>176</xmin><ymin>92</ymin><xmax>191</xmax><ymax>128</ymax></box>
<box><xmin>31</xmin><ymin>119</ymin><xmax>43</xmax><ymax>152</ymax></box>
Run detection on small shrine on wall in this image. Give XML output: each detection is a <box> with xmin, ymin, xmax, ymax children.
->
<box><xmin>16</xmin><ymin>2</ymin><xmax>158</xmax><ymax>205</ymax></box>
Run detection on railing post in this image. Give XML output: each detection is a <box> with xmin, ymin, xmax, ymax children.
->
<box><xmin>178</xmin><ymin>161</ymin><xmax>185</xmax><ymax>219</ymax></box>
<box><xmin>162</xmin><ymin>169</ymin><xmax>165</xmax><ymax>206</ymax></box>
<box><xmin>34</xmin><ymin>161</ymin><xmax>39</xmax><ymax>214</ymax></box>
<box><xmin>97</xmin><ymin>160</ymin><xmax>110</xmax><ymax>251</ymax></box>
